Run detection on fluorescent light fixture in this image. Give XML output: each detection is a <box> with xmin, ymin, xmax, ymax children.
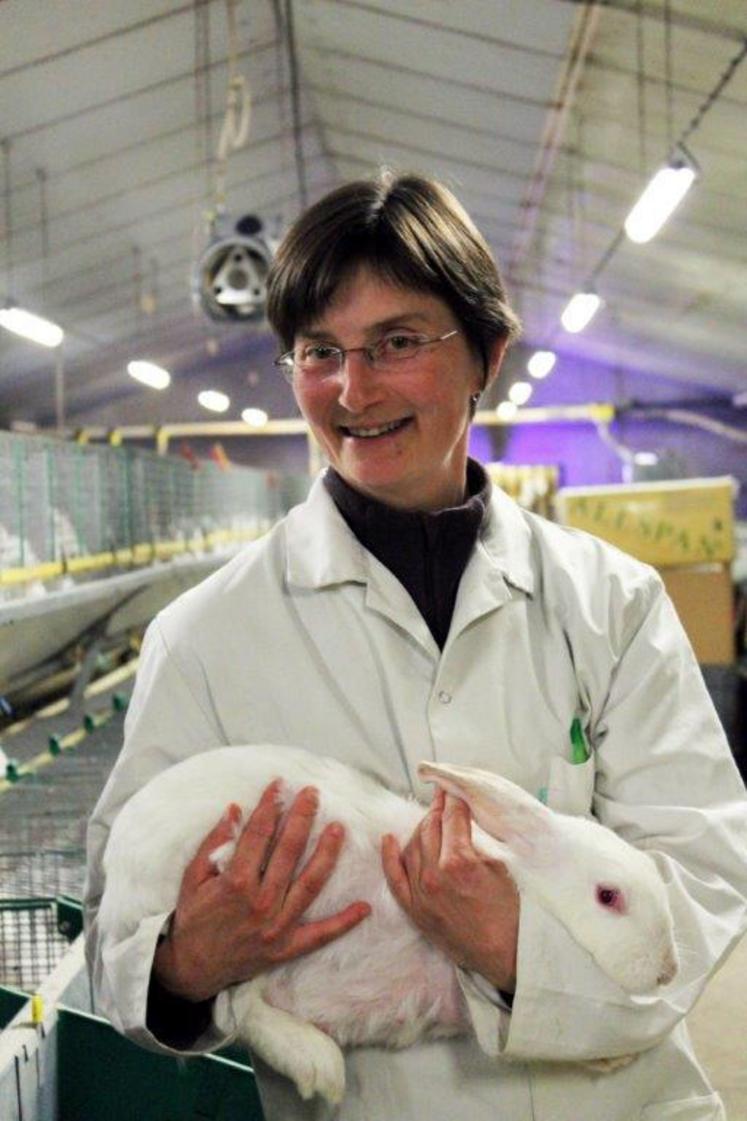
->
<box><xmin>527</xmin><ymin>350</ymin><xmax>556</xmax><ymax>379</ymax></box>
<box><xmin>198</xmin><ymin>389</ymin><xmax>230</xmax><ymax>413</ymax></box>
<box><xmin>624</xmin><ymin>159</ymin><xmax>696</xmax><ymax>244</ymax></box>
<box><xmin>508</xmin><ymin>380</ymin><xmax>533</xmax><ymax>406</ymax></box>
<box><xmin>561</xmin><ymin>292</ymin><xmax>601</xmax><ymax>334</ymax></box>
<box><xmin>241</xmin><ymin>407</ymin><xmax>268</xmax><ymax>427</ymax></box>
<box><xmin>127</xmin><ymin>360</ymin><xmax>171</xmax><ymax>390</ymax></box>
<box><xmin>0</xmin><ymin>304</ymin><xmax>64</xmax><ymax>347</ymax></box>
<box><xmin>496</xmin><ymin>400</ymin><xmax>518</xmax><ymax>421</ymax></box>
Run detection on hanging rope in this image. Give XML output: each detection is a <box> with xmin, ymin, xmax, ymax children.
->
<box><xmin>285</xmin><ymin>0</ymin><xmax>308</xmax><ymax>211</ymax></box>
<box><xmin>2</xmin><ymin>138</ymin><xmax>13</xmax><ymax>297</ymax></box>
<box><xmin>636</xmin><ymin>0</ymin><xmax>647</xmax><ymax>174</ymax></box>
<box><xmin>36</xmin><ymin>168</ymin><xmax>49</xmax><ymax>304</ymax></box>
<box><xmin>194</xmin><ymin>0</ymin><xmax>214</xmax><ymax>207</ymax></box>
<box><xmin>132</xmin><ymin>245</ymin><xmax>143</xmax><ymax>334</ymax></box>
<box><xmin>214</xmin><ymin>0</ymin><xmax>252</xmax><ymax>210</ymax></box>
<box><xmin>678</xmin><ymin>38</ymin><xmax>747</xmax><ymax>151</ymax></box>
<box><xmin>576</xmin><ymin>111</ymin><xmax>588</xmax><ymax>280</ymax></box>
<box><xmin>663</xmin><ymin>0</ymin><xmax>674</xmax><ymax>153</ymax></box>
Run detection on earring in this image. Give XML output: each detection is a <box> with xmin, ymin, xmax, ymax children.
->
<box><xmin>469</xmin><ymin>392</ymin><xmax>481</xmax><ymax>417</ymax></box>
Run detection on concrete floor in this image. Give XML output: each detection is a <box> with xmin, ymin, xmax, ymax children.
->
<box><xmin>688</xmin><ymin>933</ymin><xmax>747</xmax><ymax>1120</ymax></box>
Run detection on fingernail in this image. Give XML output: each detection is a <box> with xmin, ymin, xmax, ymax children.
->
<box><xmin>222</xmin><ymin>803</ymin><xmax>240</xmax><ymax>822</ymax></box>
<box><xmin>327</xmin><ymin>822</ymin><xmax>344</xmax><ymax>840</ymax></box>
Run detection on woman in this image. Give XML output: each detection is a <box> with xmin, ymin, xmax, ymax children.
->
<box><xmin>86</xmin><ymin>172</ymin><xmax>747</xmax><ymax>1120</ymax></box>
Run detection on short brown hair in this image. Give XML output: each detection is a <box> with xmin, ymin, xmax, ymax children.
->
<box><xmin>266</xmin><ymin>170</ymin><xmax>521</xmax><ymax>374</ymax></box>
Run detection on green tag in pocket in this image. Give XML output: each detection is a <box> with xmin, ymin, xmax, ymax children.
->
<box><xmin>570</xmin><ymin>717</ymin><xmax>590</xmax><ymax>764</ymax></box>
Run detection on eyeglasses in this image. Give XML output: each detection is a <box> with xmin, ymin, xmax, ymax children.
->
<box><xmin>274</xmin><ymin>329</ymin><xmax>458</xmax><ymax>381</ymax></box>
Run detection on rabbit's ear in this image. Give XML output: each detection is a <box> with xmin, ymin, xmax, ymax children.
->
<box><xmin>418</xmin><ymin>761</ymin><xmax>558</xmax><ymax>862</ymax></box>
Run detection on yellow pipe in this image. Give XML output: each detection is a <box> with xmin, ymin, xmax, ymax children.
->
<box><xmin>1</xmin><ymin>659</ymin><xmax>140</xmax><ymax>741</ymax></box>
<box><xmin>0</xmin><ymin>725</ymin><xmax>89</xmax><ymax>795</ymax></box>
<box><xmin>474</xmin><ymin>403</ymin><xmax>615</xmax><ymax>425</ymax></box>
<box><xmin>0</xmin><ymin>530</ymin><xmax>263</xmax><ymax>587</ymax></box>
<box><xmin>68</xmin><ymin>406</ymin><xmax>616</xmax><ymax>453</ymax></box>
<box><xmin>0</xmin><ymin>562</ymin><xmax>63</xmax><ymax>585</ymax></box>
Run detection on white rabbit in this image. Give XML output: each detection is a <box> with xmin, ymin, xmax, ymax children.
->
<box><xmin>100</xmin><ymin>746</ymin><xmax>678</xmax><ymax>1105</ymax></box>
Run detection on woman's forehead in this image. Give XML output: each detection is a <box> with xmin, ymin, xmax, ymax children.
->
<box><xmin>300</xmin><ymin>266</ymin><xmax>450</xmax><ymax>337</ymax></box>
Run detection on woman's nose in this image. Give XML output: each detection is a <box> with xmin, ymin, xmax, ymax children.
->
<box><xmin>336</xmin><ymin>350</ymin><xmax>384</xmax><ymax>412</ymax></box>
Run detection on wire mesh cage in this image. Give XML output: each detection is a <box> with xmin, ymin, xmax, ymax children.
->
<box><xmin>0</xmin><ymin>429</ymin><xmax>311</xmax><ymax>592</ymax></box>
<box><xmin>0</xmin><ymin>898</ymin><xmax>72</xmax><ymax>991</ymax></box>
<box><xmin>0</xmin><ymin>716</ymin><xmax>125</xmax><ymax>990</ymax></box>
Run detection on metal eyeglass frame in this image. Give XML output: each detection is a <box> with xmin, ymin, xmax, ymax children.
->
<box><xmin>273</xmin><ymin>329</ymin><xmax>459</xmax><ymax>381</ymax></box>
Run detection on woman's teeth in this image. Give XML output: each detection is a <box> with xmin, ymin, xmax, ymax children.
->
<box><xmin>343</xmin><ymin>418</ymin><xmax>409</xmax><ymax>438</ymax></box>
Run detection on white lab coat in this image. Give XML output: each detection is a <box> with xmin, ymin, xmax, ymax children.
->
<box><xmin>85</xmin><ymin>475</ymin><xmax>747</xmax><ymax>1121</ymax></box>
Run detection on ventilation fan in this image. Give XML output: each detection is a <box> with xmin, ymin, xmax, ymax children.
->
<box><xmin>193</xmin><ymin>214</ymin><xmax>275</xmax><ymax>323</ymax></box>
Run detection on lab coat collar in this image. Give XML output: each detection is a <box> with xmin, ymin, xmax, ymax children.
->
<box><xmin>284</xmin><ymin>471</ymin><xmax>535</xmax><ymax>600</ymax></box>
<box><xmin>284</xmin><ymin>473</ymin><xmax>369</xmax><ymax>589</ymax></box>
<box><xmin>479</xmin><ymin>484</ymin><xmax>536</xmax><ymax>598</ymax></box>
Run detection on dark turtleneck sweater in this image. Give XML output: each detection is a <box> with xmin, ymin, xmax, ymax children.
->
<box><xmin>324</xmin><ymin>458</ymin><xmax>492</xmax><ymax>649</ymax></box>
<box><xmin>147</xmin><ymin>459</ymin><xmax>494</xmax><ymax>1044</ymax></box>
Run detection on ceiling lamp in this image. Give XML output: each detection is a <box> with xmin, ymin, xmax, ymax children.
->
<box><xmin>624</xmin><ymin>154</ymin><xmax>697</xmax><ymax>244</ymax></box>
<box><xmin>527</xmin><ymin>350</ymin><xmax>556</xmax><ymax>379</ymax></box>
<box><xmin>241</xmin><ymin>407</ymin><xmax>268</xmax><ymax>427</ymax></box>
<box><xmin>0</xmin><ymin>304</ymin><xmax>64</xmax><ymax>348</ymax></box>
<box><xmin>508</xmin><ymin>381</ymin><xmax>533</xmax><ymax>406</ymax></box>
<box><xmin>198</xmin><ymin>389</ymin><xmax>230</xmax><ymax>413</ymax></box>
<box><xmin>496</xmin><ymin>400</ymin><xmax>518</xmax><ymax>421</ymax></box>
<box><xmin>561</xmin><ymin>292</ymin><xmax>601</xmax><ymax>334</ymax></box>
<box><xmin>127</xmin><ymin>360</ymin><xmax>171</xmax><ymax>390</ymax></box>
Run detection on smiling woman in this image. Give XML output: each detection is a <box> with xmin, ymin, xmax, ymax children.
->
<box><xmin>265</xmin><ymin>171</ymin><xmax>521</xmax><ymax>510</ymax></box>
<box><xmin>286</xmin><ymin>269</ymin><xmax>494</xmax><ymax>510</ymax></box>
<box><xmin>86</xmin><ymin>170</ymin><xmax>747</xmax><ymax>1121</ymax></box>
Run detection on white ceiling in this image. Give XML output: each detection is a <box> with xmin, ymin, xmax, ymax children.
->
<box><xmin>0</xmin><ymin>0</ymin><xmax>745</xmax><ymax>430</ymax></box>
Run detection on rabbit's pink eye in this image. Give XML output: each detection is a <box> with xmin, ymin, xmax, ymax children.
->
<box><xmin>596</xmin><ymin>885</ymin><xmax>625</xmax><ymax>913</ymax></box>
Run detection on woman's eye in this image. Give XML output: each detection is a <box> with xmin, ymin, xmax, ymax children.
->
<box><xmin>303</xmin><ymin>345</ymin><xmax>337</xmax><ymax>362</ymax></box>
<box><xmin>381</xmin><ymin>334</ymin><xmax>421</xmax><ymax>354</ymax></box>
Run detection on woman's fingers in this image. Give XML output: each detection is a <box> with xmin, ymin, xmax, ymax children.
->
<box><xmin>259</xmin><ymin>789</ymin><xmax>320</xmax><ymax>901</ymax></box>
<box><xmin>279</xmin><ymin>901</ymin><xmax>372</xmax><ymax>963</ymax></box>
<box><xmin>181</xmin><ymin>801</ymin><xmax>242</xmax><ymax>893</ymax></box>
<box><xmin>439</xmin><ymin>791</ymin><xmax>474</xmax><ymax>864</ymax></box>
<box><xmin>417</xmin><ymin>787</ymin><xmax>445</xmax><ymax>866</ymax></box>
<box><xmin>264</xmin><ymin>821</ymin><xmax>346</xmax><ymax>938</ymax></box>
<box><xmin>229</xmin><ymin>778</ymin><xmax>287</xmax><ymax>883</ymax></box>
<box><xmin>381</xmin><ymin>833</ymin><xmax>413</xmax><ymax>911</ymax></box>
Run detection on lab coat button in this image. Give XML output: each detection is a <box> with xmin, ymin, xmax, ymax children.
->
<box><xmin>438</xmin><ymin>690</ymin><xmax>452</xmax><ymax>704</ymax></box>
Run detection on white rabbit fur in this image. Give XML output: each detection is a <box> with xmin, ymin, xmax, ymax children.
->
<box><xmin>101</xmin><ymin>745</ymin><xmax>678</xmax><ymax>1105</ymax></box>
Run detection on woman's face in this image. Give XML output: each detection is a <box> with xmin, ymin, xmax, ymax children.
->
<box><xmin>291</xmin><ymin>266</ymin><xmax>499</xmax><ymax>511</ymax></box>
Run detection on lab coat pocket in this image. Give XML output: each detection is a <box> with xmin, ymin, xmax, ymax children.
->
<box><xmin>639</xmin><ymin>1092</ymin><xmax>725</xmax><ymax>1120</ymax></box>
<box><xmin>545</xmin><ymin>754</ymin><xmax>595</xmax><ymax>817</ymax></box>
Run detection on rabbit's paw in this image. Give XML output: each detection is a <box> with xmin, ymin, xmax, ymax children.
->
<box><xmin>582</xmin><ymin>1054</ymin><xmax>636</xmax><ymax>1073</ymax></box>
<box><xmin>234</xmin><ymin>980</ymin><xmax>346</xmax><ymax>1105</ymax></box>
<box><xmin>288</xmin><ymin>1030</ymin><xmax>346</xmax><ymax>1105</ymax></box>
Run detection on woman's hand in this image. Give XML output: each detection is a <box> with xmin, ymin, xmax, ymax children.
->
<box><xmin>153</xmin><ymin>780</ymin><xmax>371</xmax><ymax>1002</ymax></box>
<box><xmin>381</xmin><ymin>788</ymin><xmax>519</xmax><ymax>992</ymax></box>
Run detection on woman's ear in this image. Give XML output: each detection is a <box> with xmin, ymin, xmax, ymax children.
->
<box><xmin>482</xmin><ymin>337</ymin><xmax>509</xmax><ymax>392</ymax></box>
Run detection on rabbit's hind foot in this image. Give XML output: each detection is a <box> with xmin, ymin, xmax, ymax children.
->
<box><xmin>232</xmin><ymin>979</ymin><xmax>346</xmax><ymax>1105</ymax></box>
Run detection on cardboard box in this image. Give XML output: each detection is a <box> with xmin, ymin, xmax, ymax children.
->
<box><xmin>555</xmin><ymin>477</ymin><xmax>736</xmax><ymax>567</ymax></box>
<box><xmin>660</xmin><ymin>564</ymin><xmax>735</xmax><ymax>665</ymax></box>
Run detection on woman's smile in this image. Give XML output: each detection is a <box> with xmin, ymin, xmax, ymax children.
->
<box><xmin>338</xmin><ymin>416</ymin><xmax>414</xmax><ymax>439</ymax></box>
